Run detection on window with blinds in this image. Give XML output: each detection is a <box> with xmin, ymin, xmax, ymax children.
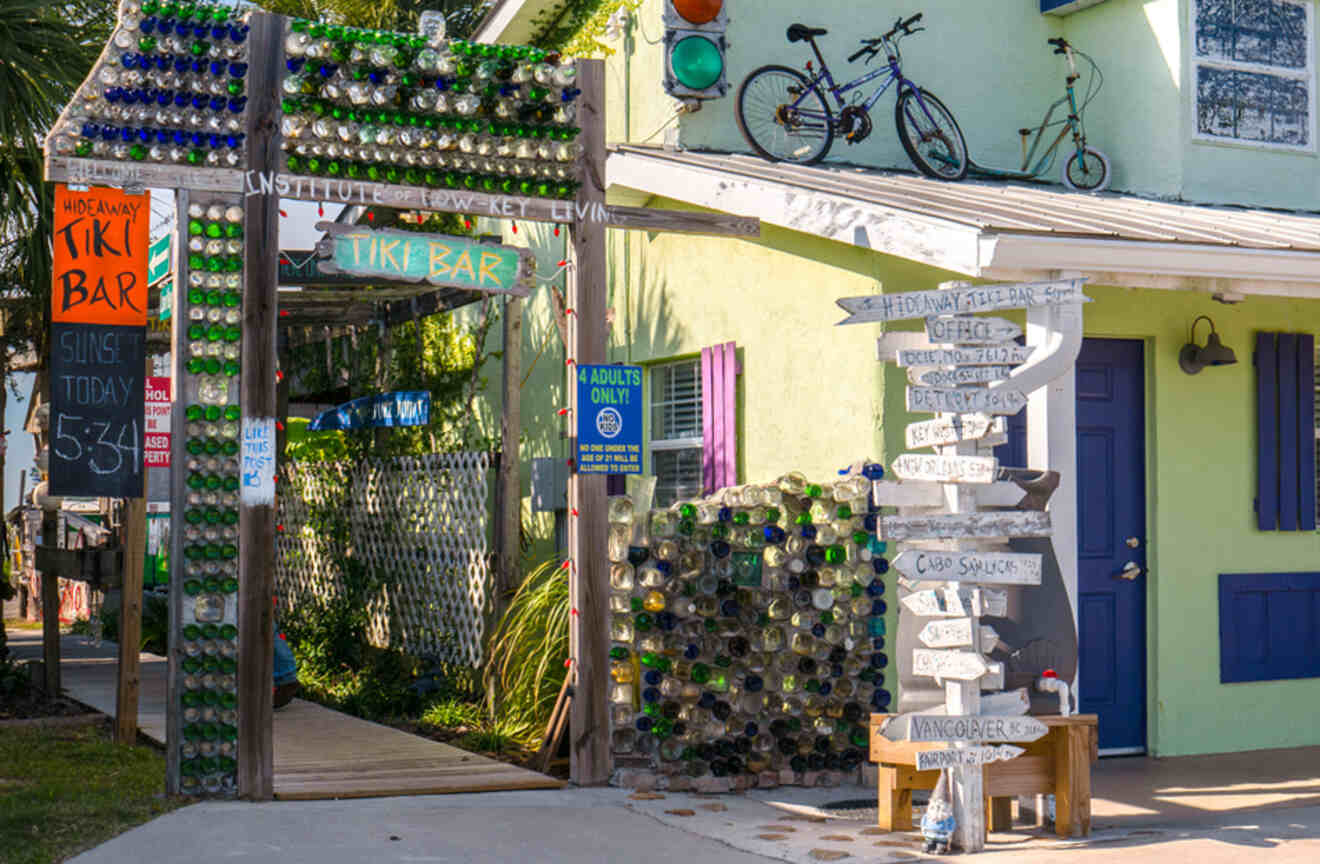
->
<box><xmin>650</xmin><ymin>360</ymin><xmax>703</xmax><ymax>507</ymax></box>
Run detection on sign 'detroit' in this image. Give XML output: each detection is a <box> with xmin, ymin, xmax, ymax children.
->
<box><xmin>907</xmin><ymin>386</ymin><xmax>1028</xmax><ymax>416</ymax></box>
<box><xmin>892</xmin><ymin>550</ymin><xmax>1043</xmax><ymax>585</ymax></box>
<box><xmin>902</xmin><ymin>586</ymin><xmax>1008</xmax><ymax>618</ymax></box>
<box><xmin>892</xmin><ymin>453</ymin><xmax>997</xmax><ymax>484</ymax></box>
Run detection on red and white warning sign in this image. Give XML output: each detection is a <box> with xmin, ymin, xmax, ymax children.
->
<box><xmin>145</xmin><ymin>376</ymin><xmax>171</xmax><ymax>467</ymax></box>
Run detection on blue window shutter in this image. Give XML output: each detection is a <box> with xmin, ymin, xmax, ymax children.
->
<box><xmin>1300</xmin><ymin>335</ymin><xmax>1316</xmax><ymax>530</ymax></box>
<box><xmin>1220</xmin><ymin>572</ymin><xmax>1320</xmax><ymax>683</ymax></box>
<box><xmin>1256</xmin><ymin>332</ymin><xmax>1316</xmax><ymax>531</ymax></box>
<box><xmin>700</xmin><ymin>342</ymin><xmax>738</xmax><ymax>494</ymax></box>
<box><xmin>1257</xmin><ymin>332</ymin><xmax>1279</xmax><ymax>530</ymax></box>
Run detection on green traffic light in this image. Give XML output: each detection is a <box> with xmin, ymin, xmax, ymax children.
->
<box><xmin>671</xmin><ymin>35</ymin><xmax>723</xmax><ymax>91</ymax></box>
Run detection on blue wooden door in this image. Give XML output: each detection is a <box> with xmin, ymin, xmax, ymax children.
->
<box><xmin>996</xmin><ymin>338</ymin><xmax>1147</xmax><ymax>752</ymax></box>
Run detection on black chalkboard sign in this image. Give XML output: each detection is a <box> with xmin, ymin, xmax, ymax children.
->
<box><xmin>48</xmin><ymin>322</ymin><xmax>146</xmax><ymax>497</ymax></box>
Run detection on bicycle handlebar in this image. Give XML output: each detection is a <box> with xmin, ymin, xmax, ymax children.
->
<box><xmin>883</xmin><ymin>12</ymin><xmax>924</xmax><ymax>40</ymax></box>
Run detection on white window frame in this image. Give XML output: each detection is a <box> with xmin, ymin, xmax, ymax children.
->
<box><xmin>648</xmin><ymin>359</ymin><xmax>703</xmax><ymax>506</ymax></box>
<box><xmin>1189</xmin><ymin>0</ymin><xmax>1317</xmax><ymax>152</ymax></box>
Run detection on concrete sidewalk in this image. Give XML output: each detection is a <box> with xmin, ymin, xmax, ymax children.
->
<box><xmin>66</xmin><ymin>784</ymin><xmax>1320</xmax><ymax>864</ymax></box>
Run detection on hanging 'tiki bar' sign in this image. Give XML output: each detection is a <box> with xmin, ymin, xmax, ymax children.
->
<box><xmin>314</xmin><ymin>223</ymin><xmax>533</xmax><ymax>296</ymax></box>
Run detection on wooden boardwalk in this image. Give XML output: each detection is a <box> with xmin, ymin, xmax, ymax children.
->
<box><xmin>7</xmin><ymin>629</ymin><xmax>562</xmax><ymax>799</ymax></box>
<box><xmin>272</xmin><ymin>699</ymin><xmax>562</xmax><ymax>799</ymax></box>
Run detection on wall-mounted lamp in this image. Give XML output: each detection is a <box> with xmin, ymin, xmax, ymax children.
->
<box><xmin>1179</xmin><ymin>315</ymin><xmax>1238</xmax><ymax>374</ymax></box>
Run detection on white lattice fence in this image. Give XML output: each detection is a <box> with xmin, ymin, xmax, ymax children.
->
<box><xmin>276</xmin><ymin>452</ymin><xmax>493</xmax><ymax>665</ymax></box>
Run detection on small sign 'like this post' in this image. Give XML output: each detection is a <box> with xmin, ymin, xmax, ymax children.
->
<box><xmin>841</xmin><ymin>279</ymin><xmax>1087</xmax><ymax>853</ymax></box>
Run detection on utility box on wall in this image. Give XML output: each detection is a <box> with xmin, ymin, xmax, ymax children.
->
<box><xmin>1041</xmin><ymin>0</ymin><xmax>1108</xmax><ymax>14</ymax></box>
<box><xmin>530</xmin><ymin>457</ymin><xmax>568</xmax><ymax>513</ymax></box>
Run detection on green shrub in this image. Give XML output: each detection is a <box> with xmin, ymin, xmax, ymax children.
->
<box><xmin>484</xmin><ymin>558</ymin><xmax>569</xmax><ymax>745</ymax></box>
<box><xmin>420</xmin><ymin>698</ymin><xmax>482</xmax><ymax>730</ymax></box>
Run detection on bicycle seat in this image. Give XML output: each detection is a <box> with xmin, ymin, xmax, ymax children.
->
<box><xmin>787</xmin><ymin>23</ymin><xmax>828</xmax><ymax>42</ymax></box>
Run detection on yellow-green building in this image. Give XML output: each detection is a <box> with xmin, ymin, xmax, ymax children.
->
<box><xmin>467</xmin><ymin>0</ymin><xmax>1320</xmax><ymax>758</ymax></box>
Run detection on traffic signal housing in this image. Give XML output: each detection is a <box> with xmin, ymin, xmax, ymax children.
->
<box><xmin>663</xmin><ymin>0</ymin><xmax>729</xmax><ymax>100</ymax></box>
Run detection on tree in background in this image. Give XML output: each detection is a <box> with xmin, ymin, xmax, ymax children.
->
<box><xmin>0</xmin><ymin>0</ymin><xmax>111</xmax><ymax>368</ymax></box>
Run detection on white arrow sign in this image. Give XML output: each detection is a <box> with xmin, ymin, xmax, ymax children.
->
<box><xmin>837</xmin><ymin>278</ymin><xmax>1089</xmax><ymax>325</ymax></box>
<box><xmin>979</xmin><ymin>624</ymin><xmax>1004</xmax><ymax>653</ymax></box>
<box><xmin>918</xmin><ymin>617</ymin><xmax>974</xmax><ymax>648</ymax></box>
<box><xmin>898</xmin><ymin>346</ymin><xmax>1035</xmax><ymax>367</ymax></box>
<box><xmin>902</xmin><ymin>587</ymin><xmax>1008</xmax><ymax>618</ymax></box>
<box><xmin>906</xmin><ymin>415</ymin><xmax>1004</xmax><ymax>449</ymax></box>
<box><xmin>914</xmin><ymin>365</ymin><xmax>1015</xmax><ymax>388</ymax></box>
<box><xmin>916</xmin><ymin>744</ymin><xmax>1025</xmax><ymax>772</ymax></box>
<box><xmin>892</xmin><ymin>550</ymin><xmax>1043</xmax><ymax>585</ymax></box>
<box><xmin>876</xmin><ymin>331</ymin><xmax>945</xmax><ymax>363</ymax></box>
<box><xmin>884</xmin><ymin>714</ymin><xmax>1050</xmax><ymax>743</ymax></box>
<box><xmin>907</xmin><ymin>387</ymin><xmax>1028</xmax><ymax>416</ymax></box>
<box><xmin>913</xmin><ymin>648</ymin><xmax>990</xmax><ymax>681</ymax></box>
<box><xmin>892</xmin><ymin>453</ymin><xmax>998</xmax><ymax>485</ymax></box>
<box><xmin>902</xmin><ymin>587</ymin><xmax>967</xmax><ymax>617</ymax></box>
<box><xmin>880</xmin><ymin>510</ymin><xmax>1052</xmax><ymax>541</ymax></box>
<box><xmin>926</xmin><ymin>316</ymin><xmax>1022</xmax><ymax>345</ymax></box>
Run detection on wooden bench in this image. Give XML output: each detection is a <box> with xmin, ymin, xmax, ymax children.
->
<box><xmin>869</xmin><ymin>713</ymin><xmax>1098</xmax><ymax>839</ymax></box>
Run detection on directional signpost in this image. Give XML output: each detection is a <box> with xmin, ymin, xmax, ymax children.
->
<box><xmin>907</xmin><ymin>386</ymin><xmax>1028</xmax><ymax>415</ymax></box>
<box><xmin>916</xmin><ymin>744</ymin><xmax>1025</xmax><ymax>772</ymax></box>
<box><xmin>906</xmin><ymin>415</ymin><xmax>1003</xmax><ymax>449</ymax></box>
<box><xmin>913</xmin><ymin>648</ymin><xmax>990</xmax><ymax>681</ymax></box>
<box><xmin>893</xmin><ymin>550</ymin><xmax>1043</xmax><ymax>585</ymax></box>
<box><xmin>842</xmin><ymin>278</ymin><xmax>1087</xmax><ymax>853</ymax></box>
<box><xmin>891</xmin><ymin>453</ymin><xmax>998</xmax><ymax>484</ymax></box>
<box><xmin>926</xmin><ymin>315</ymin><xmax>1022</xmax><ymax>345</ymax></box>
<box><xmin>915</xmin><ymin>365</ymin><xmax>1014</xmax><ymax>388</ymax></box>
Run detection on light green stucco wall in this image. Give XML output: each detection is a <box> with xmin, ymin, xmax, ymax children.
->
<box><xmin>1079</xmin><ymin>284</ymin><xmax>1320</xmax><ymax>757</ymax></box>
<box><xmin>600</xmin><ymin>0</ymin><xmax>1320</xmax><ymax>208</ymax></box>
<box><xmin>1062</xmin><ymin>0</ymin><xmax>1183</xmax><ymax>197</ymax></box>
<box><xmin>468</xmin><ymin>202</ymin><xmax>1320</xmax><ymax>756</ymax></box>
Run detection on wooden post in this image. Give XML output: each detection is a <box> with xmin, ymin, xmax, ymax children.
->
<box><xmin>943</xmin><ymin>425</ymin><xmax>985</xmax><ymax>853</ymax></box>
<box><xmin>496</xmin><ymin>294</ymin><xmax>522</xmax><ymax>618</ymax></box>
<box><xmin>115</xmin><ymin>495</ymin><xmax>147</xmax><ymax>744</ymax></box>
<box><xmin>236</xmin><ymin>11</ymin><xmax>282</xmax><ymax>802</ymax></box>
<box><xmin>567</xmin><ymin>58</ymin><xmax>610</xmax><ymax>787</ymax></box>
<box><xmin>40</xmin><ymin>507</ymin><xmax>60</xmax><ymax>695</ymax></box>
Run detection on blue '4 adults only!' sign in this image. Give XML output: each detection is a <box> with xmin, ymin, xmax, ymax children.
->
<box><xmin>576</xmin><ymin>365</ymin><xmax>642</xmax><ymax>474</ymax></box>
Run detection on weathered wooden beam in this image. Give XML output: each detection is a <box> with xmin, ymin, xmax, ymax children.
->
<box><xmin>45</xmin><ymin>156</ymin><xmax>244</xmax><ymax>193</ymax></box>
<box><xmin>115</xmin><ymin>496</ymin><xmax>147</xmax><ymax>744</ymax></box>
<box><xmin>165</xmin><ymin>189</ymin><xmax>189</xmax><ymax>796</ymax></box>
<box><xmin>567</xmin><ymin>59</ymin><xmax>610</xmax><ymax>788</ymax></box>
<box><xmin>602</xmin><ymin>204</ymin><xmax>759</xmax><ymax>238</ymax></box>
<box><xmin>236</xmin><ymin>11</ymin><xmax>281</xmax><ymax>803</ymax></box>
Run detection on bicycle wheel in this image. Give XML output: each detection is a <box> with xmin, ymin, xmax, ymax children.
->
<box><xmin>894</xmin><ymin>87</ymin><xmax>968</xmax><ymax>180</ymax></box>
<box><xmin>736</xmin><ymin>64</ymin><xmax>835</xmax><ymax>164</ymax></box>
<box><xmin>1062</xmin><ymin>145</ymin><xmax>1111</xmax><ymax>192</ymax></box>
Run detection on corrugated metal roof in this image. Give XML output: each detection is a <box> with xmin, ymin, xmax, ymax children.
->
<box><xmin>613</xmin><ymin>145</ymin><xmax>1320</xmax><ymax>253</ymax></box>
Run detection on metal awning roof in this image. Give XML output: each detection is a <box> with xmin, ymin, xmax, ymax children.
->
<box><xmin>607</xmin><ymin>145</ymin><xmax>1320</xmax><ymax>297</ymax></box>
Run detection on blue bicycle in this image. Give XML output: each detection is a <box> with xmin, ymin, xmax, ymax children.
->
<box><xmin>735</xmin><ymin>13</ymin><xmax>968</xmax><ymax>179</ymax></box>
